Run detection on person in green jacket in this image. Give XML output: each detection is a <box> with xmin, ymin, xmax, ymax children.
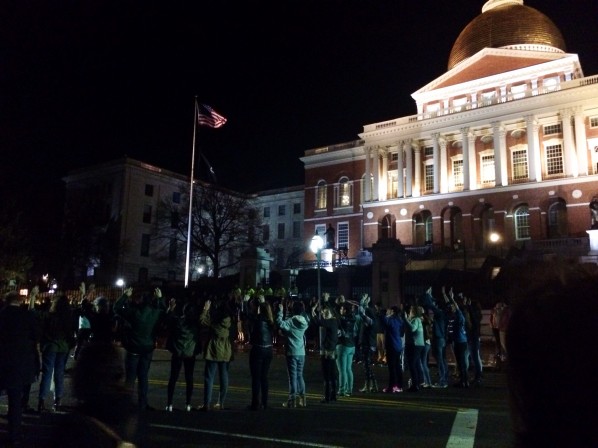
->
<box><xmin>198</xmin><ymin>297</ymin><xmax>233</xmax><ymax>411</ymax></box>
<box><xmin>114</xmin><ymin>286</ymin><xmax>166</xmax><ymax>411</ymax></box>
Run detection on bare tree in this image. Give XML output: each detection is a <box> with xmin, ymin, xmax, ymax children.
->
<box><xmin>156</xmin><ymin>181</ymin><xmax>262</xmax><ymax>279</ymax></box>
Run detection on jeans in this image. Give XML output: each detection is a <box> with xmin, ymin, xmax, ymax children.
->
<box><xmin>335</xmin><ymin>345</ymin><xmax>355</xmax><ymax>395</ymax></box>
<box><xmin>386</xmin><ymin>346</ymin><xmax>404</xmax><ymax>389</ymax></box>
<box><xmin>249</xmin><ymin>346</ymin><xmax>273</xmax><ymax>408</ymax></box>
<box><xmin>454</xmin><ymin>341</ymin><xmax>469</xmax><ymax>385</ymax></box>
<box><xmin>361</xmin><ymin>345</ymin><xmax>376</xmax><ymax>381</ymax></box>
<box><xmin>432</xmin><ymin>337</ymin><xmax>448</xmax><ymax>386</ymax></box>
<box><xmin>468</xmin><ymin>337</ymin><xmax>483</xmax><ymax>380</ymax></box>
<box><xmin>204</xmin><ymin>361</ymin><xmax>229</xmax><ymax>407</ymax></box>
<box><xmin>285</xmin><ymin>355</ymin><xmax>306</xmax><ymax>399</ymax></box>
<box><xmin>420</xmin><ymin>343</ymin><xmax>432</xmax><ymax>386</ymax></box>
<box><xmin>320</xmin><ymin>355</ymin><xmax>338</xmax><ymax>401</ymax></box>
<box><xmin>167</xmin><ymin>355</ymin><xmax>196</xmax><ymax>405</ymax></box>
<box><xmin>125</xmin><ymin>350</ymin><xmax>154</xmax><ymax>410</ymax></box>
<box><xmin>39</xmin><ymin>350</ymin><xmax>67</xmax><ymax>402</ymax></box>
<box><xmin>405</xmin><ymin>344</ymin><xmax>424</xmax><ymax>389</ymax></box>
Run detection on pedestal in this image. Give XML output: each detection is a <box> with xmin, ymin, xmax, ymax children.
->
<box><xmin>586</xmin><ymin>229</ymin><xmax>598</xmax><ymax>255</ymax></box>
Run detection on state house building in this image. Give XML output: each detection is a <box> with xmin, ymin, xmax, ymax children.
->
<box><xmin>301</xmin><ymin>0</ymin><xmax>598</xmax><ymax>267</ymax></box>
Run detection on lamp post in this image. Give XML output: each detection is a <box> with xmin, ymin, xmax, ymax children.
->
<box><xmin>489</xmin><ymin>232</ymin><xmax>501</xmax><ymax>256</ymax></box>
<box><xmin>310</xmin><ymin>234</ymin><xmax>324</xmax><ymax>352</ymax></box>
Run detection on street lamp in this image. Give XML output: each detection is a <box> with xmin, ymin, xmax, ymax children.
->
<box><xmin>116</xmin><ymin>278</ymin><xmax>125</xmax><ymax>293</ymax></box>
<box><xmin>489</xmin><ymin>232</ymin><xmax>501</xmax><ymax>256</ymax></box>
<box><xmin>310</xmin><ymin>234</ymin><xmax>325</xmax><ymax>352</ymax></box>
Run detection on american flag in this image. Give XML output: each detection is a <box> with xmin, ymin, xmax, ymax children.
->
<box><xmin>197</xmin><ymin>103</ymin><xmax>227</xmax><ymax>128</ymax></box>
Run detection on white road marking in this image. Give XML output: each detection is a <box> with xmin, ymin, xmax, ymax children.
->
<box><xmin>151</xmin><ymin>424</ymin><xmax>346</xmax><ymax>447</ymax></box>
<box><xmin>446</xmin><ymin>408</ymin><xmax>478</xmax><ymax>448</ymax></box>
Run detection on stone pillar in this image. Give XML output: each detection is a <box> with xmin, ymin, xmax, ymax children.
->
<box><xmin>468</xmin><ymin>132</ymin><xmax>477</xmax><ymax>190</ymax></box>
<box><xmin>397</xmin><ymin>141</ymin><xmax>404</xmax><ymax>198</ymax></box>
<box><xmin>461</xmin><ymin>127</ymin><xmax>470</xmax><ymax>190</ymax></box>
<box><xmin>561</xmin><ymin>109</ymin><xmax>577</xmax><ymax>177</ymax></box>
<box><xmin>414</xmin><ymin>144</ymin><xmax>422</xmax><ymax>197</ymax></box>
<box><xmin>525</xmin><ymin>115</ymin><xmax>540</xmax><ymax>182</ymax></box>
<box><xmin>405</xmin><ymin>139</ymin><xmax>413</xmax><ymax>197</ymax></box>
<box><xmin>381</xmin><ymin>148</ymin><xmax>389</xmax><ymax>200</ymax></box>
<box><xmin>240</xmin><ymin>247</ymin><xmax>272</xmax><ymax>289</ymax></box>
<box><xmin>440</xmin><ymin>137</ymin><xmax>448</xmax><ymax>193</ymax></box>
<box><xmin>492</xmin><ymin>121</ymin><xmax>503</xmax><ymax>186</ymax></box>
<box><xmin>373</xmin><ymin>146</ymin><xmax>380</xmax><ymax>201</ymax></box>
<box><xmin>574</xmin><ymin>107</ymin><xmax>588</xmax><ymax>176</ymax></box>
<box><xmin>364</xmin><ymin>146</ymin><xmax>371</xmax><ymax>202</ymax></box>
<box><xmin>371</xmin><ymin>238</ymin><xmax>406</xmax><ymax>308</ymax></box>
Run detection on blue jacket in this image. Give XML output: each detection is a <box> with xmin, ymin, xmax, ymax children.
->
<box><xmin>383</xmin><ymin>314</ymin><xmax>404</xmax><ymax>352</ymax></box>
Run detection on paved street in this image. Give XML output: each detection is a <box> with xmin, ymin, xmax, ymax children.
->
<box><xmin>1</xmin><ymin>343</ymin><xmax>513</xmax><ymax>448</ymax></box>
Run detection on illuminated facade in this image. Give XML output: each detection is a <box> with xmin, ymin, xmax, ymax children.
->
<box><xmin>301</xmin><ymin>0</ymin><xmax>598</xmax><ymax>264</ymax></box>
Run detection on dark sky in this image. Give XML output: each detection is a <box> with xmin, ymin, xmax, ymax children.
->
<box><xmin>3</xmin><ymin>0</ymin><xmax>598</xmax><ymax>195</ymax></box>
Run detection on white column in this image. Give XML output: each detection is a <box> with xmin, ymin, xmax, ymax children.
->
<box><xmin>361</xmin><ymin>147</ymin><xmax>372</xmax><ymax>202</ymax></box>
<box><xmin>461</xmin><ymin>127</ymin><xmax>470</xmax><ymax>190</ymax></box>
<box><xmin>492</xmin><ymin>121</ymin><xmax>503</xmax><ymax>187</ymax></box>
<box><xmin>468</xmin><ymin>132</ymin><xmax>477</xmax><ymax>190</ymax></box>
<box><xmin>381</xmin><ymin>148</ymin><xmax>389</xmax><ymax>200</ymax></box>
<box><xmin>525</xmin><ymin>115</ymin><xmax>540</xmax><ymax>182</ymax></box>
<box><xmin>414</xmin><ymin>144</ymin><xmax>422</xmax><ymax>197</ymax></box>
<box><xmin>440</xmin><ymin>137</ymin><xmax>448</xmax><ymax>193</ymax></box>
<box><xmin>432</xmin><ymin>133</ymin><xmax>440</xmax><ymax>193</ymax></box>
<box><xmin>561</xmin><ymin>109</ymin><xmax>577</xmax><ymax>177</ymax></box>
<box><xmin>373</xmin><ymin>146</ymin><xmax>380</xmax><ymax>201</ymax></box>
<box><xmin>532</xmin><ymin>120</ymin><xmax>542</xmax><ymax>182</ymax></box>
<box><xmin>574</xmin><ymin>107</ymin><xmax>588</xmax><ymax>176</ymax></box>
<box><xmin>404</xmin><ymin>139</ymin><xmax>413</xmax><ymax>197</ymax></box>
<box><xmin>397</xmin><ymin>140</ymin><xmax>404</xmax><ymax>198</ymax></box>
<box><xmin>499</xmin><ymin>126</ymin><xmax>508</xmax><ymax>186</ymax></box>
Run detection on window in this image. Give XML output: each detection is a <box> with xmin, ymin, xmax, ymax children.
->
<box><xmin>512</xmin><ymin>148</ymin><xmax>529</xmax><ymax>180</ymax></box>
<box><xmin>262</xmin><ymin>224</ymin><xmax>270</xmax><ymax>242</ymax></box>
<box><xmin>169</xmin><ymin>238</ymin><xmax>177</xmax><ymax>261</ymax></box>
<box><xmin>480</xmin><ymin>90</ymin><xmax>496</xmax><ymax>106</ymax></box>
<box><xmin>336</xmin><ymin>177</ymin><xmax>352</xmax><ymax>207</ymax></box>
<box><xmin>546</xmin><ymin>144</ymin><xmax>564</xmax><ymax>175</ymax></box>
<box><xmin>391</xmin><ymin>152</ymin><xmax>398</xmax><ymax>162</ymax></box>
<box><xmin>591</xmin><ymin>117</ymin><xmax>598</xmax><ymax>128</ymax></box>
<box><xmin>172</xmin><ymin>192</ymin><xmax>181</xmax><ymax>204</ymax></box>
<box><xmin>514</xmin><ymin>205</ymin><xmax>531</xmax><ymax>240</ymax></box>
<box><xmin>293</xmin><ymin>203</ymin><xmax>301</xmax><ymax>214</ymax></box>
<box><xmin>278</xmin><ymin>205</ymin><xmax>286</xmax><ymax>216</ymax></box>
<box><xmin>424</xmin><ymin>164</ymin><xmax>434</xmax><ymax>192</ymax></box>
<box><xmin>452</xmin><ymin>159</ymin><xmax>464</xmax><ymax>188</ymax></box>
<box><xmin>316</xmin><ymin>181</ymin><xmax>327</xmax><ymax>209</ymax></box>
<box><xmin>293</xmin><ymin>221</ymin><xmax>301</xmax><ymax>238</ymax></box>
<box><xmin>145</xmin><ymin>184</ymin><xmax>154</xmax><ymax>197</ymax></box>
<box><xmin>481</xmin><ymin>153</ymin><xmax>495</xmax><ymax>185</ymax></box>
<box><xmin>544</xmin><ymin>123</ymin><xmax>562</xmax><ymax>135</ymax></box>
<box><xmin>388</xmin><ymin>172</ymin><xmax>399</xmax><ymax>198</ymax></box>
<box><xmin>424</xmin><ymin>212</ymin><xmax>433</xmax><ymax>243</ymax></box>
<box><xmin>263</xmin><ymin>207</ymin><xmax>270</xmax><ymax>218</ymax></box>
<box><xmin>337</xmin><ymin>223</ymin><xmax>349</xmax><ymax>250</ymax></box>
<box><xmin>140</xmin><ymin>234</ymin><xmax>150</xmax><ymax>257</ymax></box>
<box><xmin>142</xmin><ymin>205</ymin><xmax>152</xmax><ymax>224</ymax></box>
<box><xmin>277</xmin><ymin>223</ymin><xmax>285</xmax><ymax>239</ymax></box>
<box><xmin>424</xmin><ymin>146</ymin><xmax>434</xmax><ymax>157</ymax></box>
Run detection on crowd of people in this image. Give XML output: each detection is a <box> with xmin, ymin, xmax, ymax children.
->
<box><xmin>3</xmin><ymin>259</ymin><xmax>595</xmax><ymax>447</ymax></box>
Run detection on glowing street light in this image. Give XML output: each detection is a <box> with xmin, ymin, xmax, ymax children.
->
<box><xmin>489</xmin><ymin>232</ymin><xmax>500</xmax><ymax>243</ymax></box>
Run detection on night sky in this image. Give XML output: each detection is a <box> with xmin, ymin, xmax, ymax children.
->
<box><xmin>3</xmin><ymin>0</ymin><xmax>598</xmax><ymax>197</ymax></box>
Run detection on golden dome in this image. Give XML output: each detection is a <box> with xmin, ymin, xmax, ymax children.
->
<box><xmin>448</xmin><ymin>0</ymin><xmax>566</xmax><ymax>70</ymax></box>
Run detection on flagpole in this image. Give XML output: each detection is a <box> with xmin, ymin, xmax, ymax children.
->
<box><xmin>184</xmin><ymin>98</ymin><xmax>199</xmax><ymax>287</ymax></box>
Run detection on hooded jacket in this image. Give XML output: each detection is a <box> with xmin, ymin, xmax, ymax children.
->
<box><xmin>276</xmin><ymin>308</ymin><xmax>309</xmax><ymax>356</ymax></box>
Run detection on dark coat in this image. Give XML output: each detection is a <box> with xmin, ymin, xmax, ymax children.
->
<box><xmin>0</xmin><ymin>305</ymin><xmax>40</xmax><ymax>389</ymax></box>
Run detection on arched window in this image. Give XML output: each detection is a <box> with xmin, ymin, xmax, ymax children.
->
<box><xmin>335</xmin><ymin>176</ymin><xmax>352</xmax><ymax>207</ymax></box>
<box><xmin>380</xmin><ymin>214</ymin><xmax>394</xmax><ymax>240</ymax></box>
<box><xmin>548</xmin><ymin>199</ymin><xmax>568</xmax><ymax>238</ymax></box>
<box><xmin>413</xmin><ymin>210</ymin><xmax>433</xmax><ymax>245</ymax></box>
<box><xmin>316</xmin><ymin>180</ymin><xmax>327</xmax><ymax>210</ymax></box>
<box><xmin>514</xmin><ymin>204</ymin><xmax>531</xmax><ymax>240</ymax></box>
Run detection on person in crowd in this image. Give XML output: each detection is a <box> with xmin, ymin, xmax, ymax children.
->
<box><xmin>421</xmin><ymin>286</ymin><xmax>449</xmax><ymax>388</ymax></box>
<box><xmin>382</xmin><ymin>305</ymin><xmax>405</xmax><ymax>393</ymax></box>
<box><xmin>0</xmin><ymin>291</ymin><xmax>40</xmax><ymax>447</ymax></box>
<box><xmin>199</xmin><ymin>296</ymin><xmax>234</xmax><ymax>411</ymax></box>
<box><xmin>357</xmin><ymin>293</ymin><xmax>379</xmax><ymax>393</ymax></box>
<box><xmin>442</xmin><ymin>287</ymin><xmax>469</xmax><ymax>388</ymax></box>
<box><xmin>489</xmin><ymin>299</ymin><xmax>506</xmax><ymax>362</ymax></box>
<box><xmin>505</xmin><ymin>259</ymin><xmax>598</xmax><ymax>447</ymax></box>
<box><xmin>374</xmin><ymin>301</ymin><xmax>386</xmax><ymax>365</ymax></box>
<box><xmin>498</xmin><ymin>300</ymin><xmax>511</xmax><ymax>361</ymax></box>
<box><xmin>419</xmin><ymin>305</ymin><xmax>433</xmax><ymax>388</ymax></box>
<box><xmin>34</xmin><ymin>291</ymin><xmax>75</xmax><ymax>412</ymax></box>
<box><xmin>276</xmin><ymin>299</ymin><xmax>310</xmax><ymax>408</ymax></box>
<box><xmin>311</xmin><ymin>301</ymin><xmax>339</xmax><ymax>403</ymax></box>
<box><xmin>335</xmin><ymin>303</ymin><xmax>356</xmax><ymax>397</ymax></box>
<box><xmin>465</xmin><ymin>296</ymin><xmax>483</xmax><ymax>385</ymax></box>
<box><xmin>52</xmin><ymin>341</ymin><xmax>139</xmax><ymax>448</ymax></box>
<box><xmin>113</xmin><ymin>286</ymin><xmax>167</xmax><ymax>411</ymax></box>
<box><xmin>89</xmin><ymin>296</ymin><xmax>115</xmax><ymax>344</ymax></box>
<box><xmin>164</xmin><ymin>295</ymin><xmax>200</xmax><ymax>412</ymax></box>
<box><xmin>247</xmin><ymin>295</ymin><xmax>274</xmax><ymax>410</ymax></box>
<box><xmin>73</xmin><ymin>298</ymin><xmax>93</xmax><ymax>360</ymax></box>
<box><xmin>404</xmin><ymin>304</ymin><xmax>424</xmax><ymax>392</ymax></box>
